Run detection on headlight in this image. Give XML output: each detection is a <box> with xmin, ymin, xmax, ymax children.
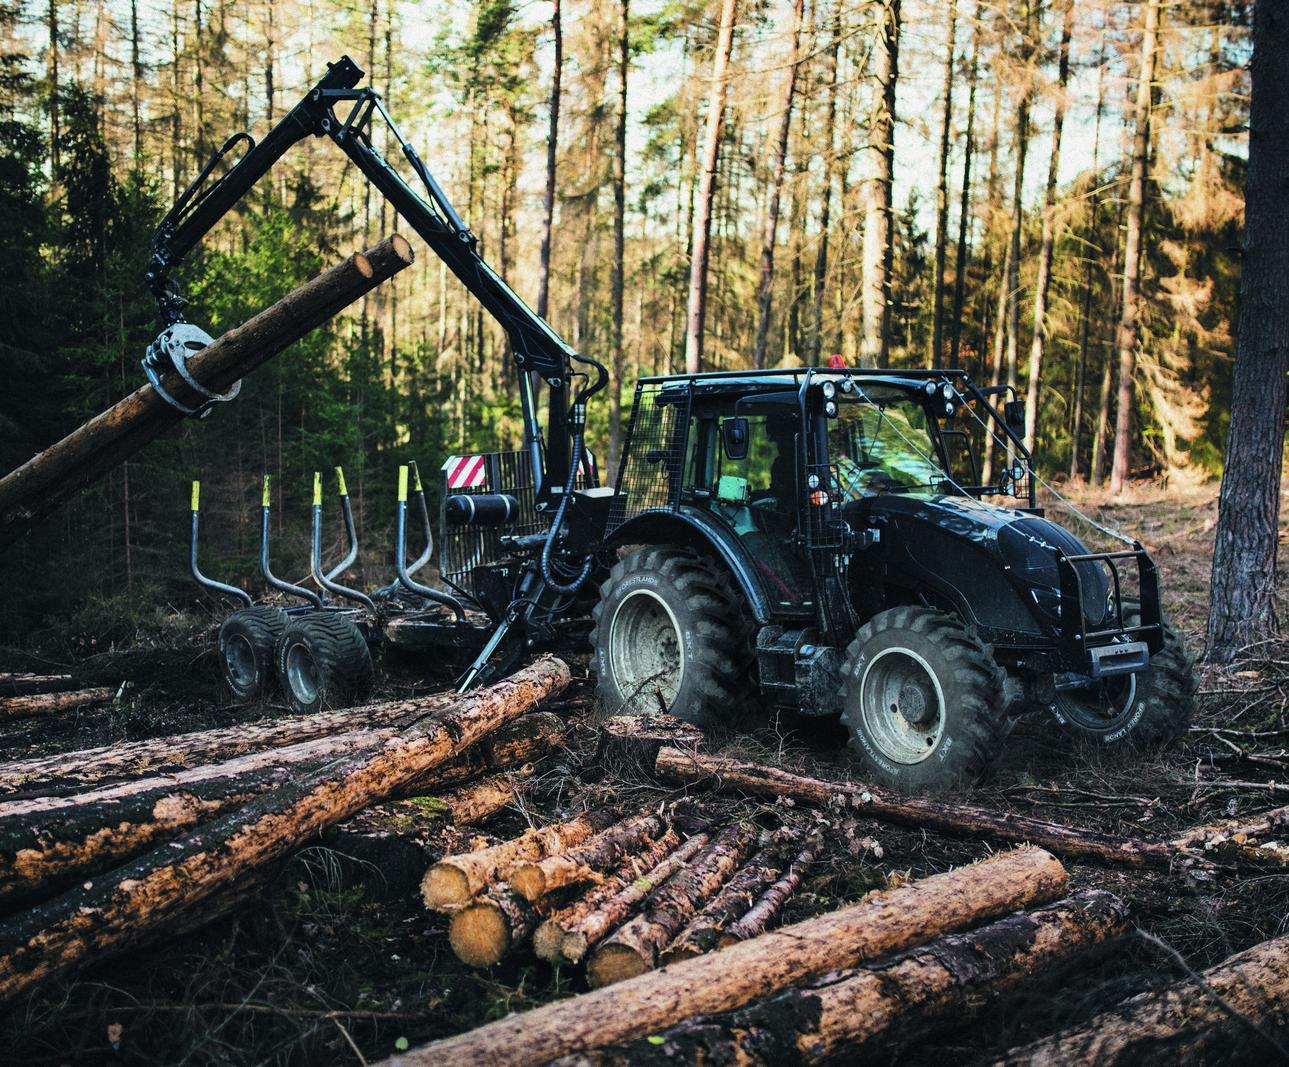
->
<box><xmin>807</xmin><ymin>473</ymin><xmax>821</xmax><ymax>489</ymax></box>
<box><xmin>941</xmin><ymin>383</ymin><xmax>954</xmax><ymax>400</ymax></box>
<box><xmin>825</xmin><ymin>401</ymin><xmax>838</xmax><ymax>417</ymax></box>
<box><xmin>944</xmin><ymin>402</ymin><xmax>955</xmax><ymax>416</ymax></box>
<box><xmin>822</xmin><ymin>381</ymin><xmax>837</xmax><ymax>399</ymax></box>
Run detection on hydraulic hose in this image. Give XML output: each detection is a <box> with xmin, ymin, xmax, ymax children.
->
<box><xmin>539</xmin><ymin>405</ymin><xmax>595</xmax><ymax>596</ymax></box>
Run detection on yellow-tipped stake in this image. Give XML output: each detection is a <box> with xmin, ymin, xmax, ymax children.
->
<box><xmin>262</xmin><ymin>474</ymin><xmax>271</xmax><ymax>508</ymax></box>
<box><xmin>398</xmin><ymin>465</ymin><xmax>409</xmax><ymax>503</ymax></box>
<box><xmin>411</xmin><ymin>462</ymin><xmax>423</xmax><ymax>493</ymax></box>
<box><xmin>191</xmin><ymin>480</ymin><xmax>200</xmax><ymax>512</ymax></box>
<box><xmin>335</xmin><ymin>466</ymin><xmax>349</xmax><ymax>497</ymax></box>
<box><xmin>313</xmin><ymin>471</ymin><xmax>322</xmax><ymax>508</ymax></box>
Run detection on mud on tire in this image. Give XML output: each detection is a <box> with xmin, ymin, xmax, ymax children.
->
<box><xmin>591</xmin><ymin>545</ymin><xmax>752</xmax><ymax>729</ymax></box>
<box><xmin>218</xmin><ymin>606</ymin><xmax>286</xmax><ymax>703</ymax></box>
<box><xmin>841</xmin><ymin>606</ymin><xmax>1009</xmax><ymax>791</ymax></box>
<box><xmin>275</xmin><ymin>612</ymin><xmax>374</xmax><ymax>715</ymax></box>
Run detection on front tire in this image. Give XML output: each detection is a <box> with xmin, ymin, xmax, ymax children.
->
<box><xmin>591</xmin><ymin>545</ymin><xmax>752</xmax><ymax>729</ymax></box>
<box><xmin>841</xmin><ymin>606</ymin><xmax>1009</xmax><ymax>791</ymax></box>
<box><xmin>218</xmin><ymin>606</ymin><xmax>286</xmax><ymax>703</ymax></box>
<box><xmin>275</xmin><ymin>613</ymin><xmax>374</xmax><ymax>715</ymax></box>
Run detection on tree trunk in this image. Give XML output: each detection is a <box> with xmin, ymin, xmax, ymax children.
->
<box><xmin>860</xmin><ymin>0</ymin><xmax>899</xmax><ymax>367</ymax></box>
<box><xmin>1022</xmin><ymin>0</ymin><xmax>1073</xmax><ymax>450</ymax></box>
<box><xmin>571</xmin><ymin>891</ymin><xmax>1127</xmax><ymax>1067</ymax></box>
<box><xmin>587</xmin><ymin>822</ymin><xmax>756</xmax><ymax>987</ymax></box>
<box><xmin>0</xmin><ymin>656</ymin><xmax>569</xmax><ymax>1003</ymax></box>
<box><xmin>751</xmin><ymin>0</ymin><xmax>804</xmax><ymax>369</ymax></box>
<box><xmin>0</xmin><ymin>236</ymin><xmax>414</xmax><ymax>544</ymax></box>
<box><xmin>607</xmin><ymin>0</ymin><xmax>629</xmax><ymax>474</ymax></box>
<box><xmin>929</xmin><ymin>0</ymin><xmax>958</xmax><ymax>367</ymax></box>
<box><xmin>1108</xmin><ymin>0</ymin><xmax>1161</xmax><ymax>494</ymax></box>
<box><xmin>993</xmin><ymin>932</ymin><xmax>1289</xmax><ymax>1066</ymax></box>
<box><xmin>536</xmin><ymin>0</ymin><xmax>561</xmax><ymax>322</ymax></box>
<box><xmin>541</xmin><ymin>830</ymin><xmax>704</xmax><ymax>965</ymax></box>
<box><xmin>510</xmin><ymin>810</ymin><xmax>669</xmax><ymax>902</ymax></box>
<box><xmin>432</xmin><ymin>770</ymin><xmax>531</xmax><ymax>828</ymax></box>
<box><xmin>0</xmin><ymin>687</ymin><xmax>115</xmax><ymax>721</ymax></box>
<box><xmin>655</xmin><ymin>748</ymin><xmax>1204</xmax><ymax>871</ymax></box>
<box><xmin>683</xmin><ymin>0</ymin><xmax>738</xmax><ymax>373</ymax></box>
<box><xmin>808</xmin><ymin>6</ymin><xmax>842</xmax><ymax>364</ymax></box>
<box><xmin>662</xmin><ymin>846</ymin><xmax>789</xmax><ymax>963</ymax></box>
<box><xmin>46</xmin><ymin>0</ymin><xmax>58</xmax><ymax>173</ymax></box>
<box><xmin>1205</xmin><ymin>0</ymin><xmax>1289</xmax><ymax>662</ymax></box>
<box><xmin>948</xmin><ymin>1</ymin><xmax>980</xmax><ymax>367</ymax></box>
<box><xmin>719</xmin><ymin>843</ymin><xmax>816</xmax><ymax>945</ymax></box>
<box><xmin>0</xmin><ymin>675</ymin><xmax>77</xmax><ymax>698</ymax></box>
<box><xmin>1172</xmin><ymin>803</ymin><xmax>1289</xmax><ymax>867</ymax></box>
<box><xmin>392</xmin><ymin>847</ymin><xmax>1068</xmax><ymax>1067</ymax></box>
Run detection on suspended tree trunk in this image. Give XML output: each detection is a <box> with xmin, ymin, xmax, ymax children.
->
<box><xmin>607</xmin><ymin>0</ymin><xmax>629</xmax><ymax>474</ymax></box>
<box><xmin>1022</xmin><ymin>0</ymin><xmax>1073</xmax><ymax>450</ymax></box>
<box><xmin>1109</xmin><ymin>0</ymin><xmax>1161</xmax><ymax>494</ymax></box>
<box><xmin>683</xmin><ymin>0</ymin><xmax>738</xmax><ymax>373</ymax></box>
<box><xmin>1205</xmin><ymin>0</ymin><xmax>1289</xmax><ymax>662</ymax></box>
<box><xmin>929</xmin><ymin>0</ymin><xmax>958</xmax><ymax>367</ymax></box>
<box><xmin>536</xmin><ymin>0</ymin><xmax>561</xmax><ymax>321</ymax></box>
<box><xmin>860</xmin><ymin>0</ymin><xmax>899</xmax><ymax>366</ymax></box>
<box><xmin>751</xmin><ymin>0</ymin><xmax>804</xmax><ymax>369</ymax></box>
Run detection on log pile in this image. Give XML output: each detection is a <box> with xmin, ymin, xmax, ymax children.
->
<box><xmin>0</xmin><ymin>656</ymin><xmax>571</xmax><ymax>1002</ymax></box>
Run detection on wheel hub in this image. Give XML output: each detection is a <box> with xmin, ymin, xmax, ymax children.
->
<box><xmin>285</xmin><ymin>642</ymin><xmax>321</xmax><ymax>705</ymax></box>
<box><xmin>608</xmin><ymin>589</ymin><xmax>685</xmax><ymax>710</ymax></box>
<box><xmin>857</xmin><ymin>647</ymin><xmax>947</xmax><ymax>765</ymax></box>
<box><xmin>224</xmin><ymin>634</ymin><xmax>256</xmax><ymax>689</ymax></box>
<box><xmin>896</xmin><ymin>681</ymin><xmax>934</xmax><ymax>726</ymax></box>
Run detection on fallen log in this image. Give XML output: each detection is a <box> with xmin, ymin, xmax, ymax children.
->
<box><xmin>719</xmin><ymin>843</ymin><xmax>818</xmax><ymax>947</ymax></box>
<box><xmin>586</xmin><ymin>821</ymin><xmax>758</xmax><ymax>988</ymax></box>
<box><xmin>1171</xmin><ymin>804</ymin><xmax>1289</xmax><ymax>867</ymax></box>
<box><xmin>0</xmin><ymin>674</ymin><xmax>79</xmax><ymax>698</ymax></box>
<box><xmin>557</xmin><ymin>890</ymin><xmax>1129</xmax><ymax>1066</ymax></box>
<box><xmin>656</xmin><ymin>748</ymin><xmax>1198</xmax><ymax>871</ymax></box>
<box><xmin>532</xmin><ymin>827</ymin><xmax>687</xmax><ymax>965</ymax></box>
<box><xmin>597</xmin><ymin>713</ymin><xmax>705</xmax><ymax>772</ymax></box>
<box><xmin>0</xmin><ymin>687</ymin><xmax>117</xmax><ymax>721</ymax></box>
<box><xmin>0</xmin><ymin>655</ymin><xmax>569</xmax><ymax>1002</ymax></box>
<box><xmin>422</xmin><ymin>812</ymin><xmax>608</xmax><ymax>912</ymax></box>
<box><xmin>380</xmin><ymin>846</ymin><xmax>1068</xmax><ymax>1067</ymax></box>
<box><xmin>449</xmin><ymin>883</ymin><xmax>547</xmax><ymax>967</ymax></box>
<box><xmin>433</xmin><ymin>770</ymin><xmax>532</xmax><ymax>827</ymax></box>
<box><xmin>662</xmin><ymin>846</ymin><xmax>790</xmax><ymax>963</ymax></box>
<box><xmin>0</xmin><ymin>235</ymin><xmax>414</xmax><ymax>543</ymax></box>
<box><xmin>403</xmin><ymin>710</ymin><xmax>565</xmax><ymax>795</ymax></box>
<box><xmin>992</xmin><ymin>931</ymin><xmax>1289</xmax><ymax>1066</ymax></box>
<box><xmin>509</xmin><ymin>810</ymin><xmax>670</xmax><ymax>902</ymax></box>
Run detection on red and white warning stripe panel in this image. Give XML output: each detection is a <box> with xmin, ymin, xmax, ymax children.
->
<box><xmin>443</xmin><ymin>454</ymin><xmax>489</xmax><ymax>490</ymax></box>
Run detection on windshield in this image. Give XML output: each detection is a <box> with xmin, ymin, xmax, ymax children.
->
<box><xmin>828</xmin><ymin>392</ymin><xmax>950</xmax><ymax>499</ymax></box>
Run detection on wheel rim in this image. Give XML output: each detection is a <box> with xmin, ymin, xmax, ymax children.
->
<box><xmin>285</xmin><ymin>642</ymin><xmax>321</xmax><ymax>705</ymax></box>
<box><xmin>608</xmin><ymin>590</ymin><xmax>685</xmax><ymax>709</ymax></box>
<box><xmin>1054</xmin><ymin>674</ymin><xmax>1138</xmax><ymax>731</ymax></box>
<box><xmin>224</xmin><ymin>634</ymin><xmax>257</xmax><ymax>690</ymax></box>
<box><xmin>857</xmin><ymin>648</ymin><xmax>946</xmax><ymax>765</ymax></box>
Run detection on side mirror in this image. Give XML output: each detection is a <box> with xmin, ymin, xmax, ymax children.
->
<box><xmin>1004</xmin><ymin>399</ymin><xmax>1026</xmax><ymax>435</ymax></box>
<box><xmin>721</xmin><ymin>417</ymin><xmax>750</xmax><ymax>461</ymax></box>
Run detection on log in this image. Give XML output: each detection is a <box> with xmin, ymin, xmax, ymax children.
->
<box><xmin>509</xmin><ymin>810</ymin><xmax>670</xmax><ymax>902</ymax></box>
<box><xmin>662</xmin><ymin>847</ymin><xmax>790</xmax><ymax>963</ymax></box>
<box><xmin>597</xmin><ymin>713</ymin><xmax>705</xmax><ymax>772</ymax></box>
<box><xmin>401</xmin><ymin>710</ymin><xmax>565</xmax><ymax>796</ymax></box>
<box><xmin>422</xmin><ymin>813</ymin><xmax>608</xmax><ymax>912</ymax></box>
<box><xmin>433</xmin><ymin>770</ymin><xmax>532</xmax><ymax>827</ymax></box>
<box><xmin>0</xmin><ymin>655</ymin><xmax>569</xmax><ymax>1002</ymax></box>
<box><xmin>532</xmin><ymin>827</ymin><xmax>686</xmax><ymax>964</ymax></box>
<box><xmin>992</xmin><ymin>931</ymin><xmax>1289</xmax><ymax>1066</ymax></box>
<box><xmin>586</xmin><ymin>821</ymin><xmax>758</xmax><ymax>988</ymax></box>
<box><xmin>656</xmin><ymin>747</ymin><xmax>1201</xmax><ymax>871</ymax></box>
<box><xmin>0</xmin><ymin>687</ymin><xmax>116</xmax><ymax>721</ymax></box>
<box><xmin>449</xmin><ymin>883</ymin><xmax>547</xmax><ymax>967</ymax></box>
<box><xmin>0</xmin><ymin>674</ymin><xmax>79</xmax><ymax>698</ymax></box>
<box><xmin>379</xmin><ymin>847</ymin><xmax>1069</xmax><ymax>1067</ymax></box>
<box><xmin>719</xmin><ymin>843</ymin><xmax>818</xmax><ymax>946</ymax></box>
<box><xmin>0</xmin><ymin>235</ymin><xmax>414</xmax><ymax>543</ymax></box>
<box><xmin>1171</xmin><ymin>804</ymin><xmax>1289</xmax><ymax>867</ymax></box>
<box><xmin>558</xmin><ymin>891</ymin><xmax>1129</xmax><ymax>1065</ymax></box>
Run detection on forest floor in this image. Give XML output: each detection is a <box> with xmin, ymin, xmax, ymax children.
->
<box><xmin>2</xmin><ymin>478</ymin><xmax>1288</xmax><ymax>1065</ymax></box>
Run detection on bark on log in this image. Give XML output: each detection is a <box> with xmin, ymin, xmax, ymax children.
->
<box><xmin>992</xmin><ymin>931</ymin><xmax>1289</xmax><ymax>1066</ymax></box>
<box><xmin>0</xmin><ymin>674</ymin><xmax>78</xmax><ymax>698</ymax></box>
<box><xmin>422</xmin><ymin>813</ymin><xmax>607</xmax><ymax>912</ymax></box>
<box><xmin>0</xmin><ymin>655</ymin><xmax>569</xmax><ymax>1003</ymax></box>
<box><xmin>663</xmin><ymin>847</ymin><xmax>790</xmax><ymax>963</ymax></box>
<box><xmin>586</xmin><ymin>821</ymin><xmax>758</xmax><ymax>988</ymax></box>
<box><xmin>401</xmin><ymin>711</ymin><xmax>564</xmax><ymax>796</ymax></box>
<box><xmin>719</xmin><ymin>844</ymin><xmax>817</xmax><ymax>946</ymax></box>
<box><xmin>0</xmin><ymin>687</ymin><xmax>116</xmax><ymax>721</ymax></box>
<box><xmin>510</xmin><ymin>810</ymin><xmax>670</xmax><ymax>902</ymax></box>
<box><xmin>433</xmin><ymin>771</ymin><xmax>532</xmax><ymax>827</ymax></box>
<box><xmin>449</xmin><ymin>883</ymin><xmax>548</xmax><ymax>967</ymax></box>
<box><xmin>379</xmin><ymin>847</ymin><xmax>1068</xmax><ymax>1067</ymax></box>
<box><xmin>0</xmin><ymin>235</ymin><xmax>414</xmax><ymax>543</ymax></box>
<box><xmin>1171</xmin><ymin>804</ymin><xmax>1289</xmax><ymax>867</ymax></box>
<box><xmin>656</xmin><ymin>748</ymin><xmax>1202</xmax><ymax>871</ymax></box>
<box><xmin>557</xmin><ymin>891</ymin><xmax>1129</xmax><ymax>1066</ymax></box>
<box><xmin>597</xmin><ymin>713</ymin><xmax>704</xmax><ymax>772</ymax></box>
<box><xmin>532</xmin><ymin>827</ymin><xmax>687</xmax><ymax>965</ymax></box>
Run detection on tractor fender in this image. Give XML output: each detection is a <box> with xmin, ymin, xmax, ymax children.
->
<box><xmin>602</xmin><ymin>509</ymin><xmax>777</xmax><ymax>625</ymax></box>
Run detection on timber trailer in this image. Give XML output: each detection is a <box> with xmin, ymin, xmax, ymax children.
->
<box><xmin>151</xmin><ymin>57</ymin><xmax>1194</xmax><ymax>790</ymax></box>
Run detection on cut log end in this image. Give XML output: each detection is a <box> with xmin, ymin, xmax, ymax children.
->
<box><xmin>532</xmin><ymin>920</ymin><xmax>567</xmax><ymax>963</ymax></box>
<box><xmin>509</xmin><ymin>864</ymin><xmax>548</xmax><ymax>903</ymax></box>
<box><xmin>448</xmin><ymin>900</ymin><xmax>510</xmax><ymax>968</ymax></box>
<box><xmin>422</xmin><ymin>864</ymin><xmax>471</xmax><ymax>912</ymax></box>
<box><xmin>562</xmin><ymin>931</ymin><xmax>590</xmax><ymax>964</ymax></box>
<box><xmin>587</xmin><ymin>943</ymin><xmax>649</xmax><ymax>989</ymax></box>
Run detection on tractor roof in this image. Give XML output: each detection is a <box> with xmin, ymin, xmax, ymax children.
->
<box><xmin>641</xmin><ymin>366</ymin><xmax>970</xmax><ymax>401</ymax></box>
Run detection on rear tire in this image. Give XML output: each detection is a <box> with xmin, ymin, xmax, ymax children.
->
<box><xmin>218</xmin><ymin>606</ymin><xmax>286</xmax><ymax>703</ymax></box>
<box><xmin>841</xmin><ymin>606</ymin><xmax>1009</xmax><ymax>791</ymax></box>
<box><xmin>591</xmin><ymin>545</ymin><xmax>752</xmax><ymax>729</ymax></box>
<box><xmin>275</xmin><ymin>613</ymin><xmax>374</xmax><ymax>715</ymax></box>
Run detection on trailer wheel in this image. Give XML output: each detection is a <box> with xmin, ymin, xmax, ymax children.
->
<box><xmin>591</xmin><ymin>545</ymin><xmax>752</xmax><ymax>729</ymax></box>
<box><xmin>218</xmin><ymin>606</ymin><xmax>286</xmax><ymax>703</ymax></box>
<box><xmin>275</xmin><ymin>613</ymin><xmax>374</xmax><ymax>715</ymax></box>
<box><xmin>1048</xmin><ymin>600</ymin><xmax>1195</xmax><ymax>748</ymax></box>
<box><xmin>840</xmin><ymin>606</ymin><xmax>1009</xmax><ymax>791</ymax></box>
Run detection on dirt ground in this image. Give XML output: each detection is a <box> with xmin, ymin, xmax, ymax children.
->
<box><xmin>2</xmin><ymin>480</ymin><xmax>1288</xmax><ymax>1065</ymax></box>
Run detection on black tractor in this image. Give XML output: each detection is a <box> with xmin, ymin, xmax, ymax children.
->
<box><xmin>154</xmin><ymin>57</ymin><xmax>1193</xmax><ymax>790</ymax></box>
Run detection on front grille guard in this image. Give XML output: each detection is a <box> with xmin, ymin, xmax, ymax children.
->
<box><xmin>1054</xmin><ymin>541</ymin><xmax>1163</xmax><ymax>665</ymax></box>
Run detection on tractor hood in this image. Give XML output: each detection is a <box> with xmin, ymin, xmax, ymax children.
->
<box><xmin>853</xmin><ymin>494</ymin><xmax>1112</xmax><ymax>633</ymax></box>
